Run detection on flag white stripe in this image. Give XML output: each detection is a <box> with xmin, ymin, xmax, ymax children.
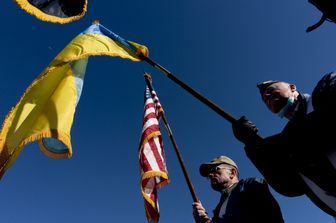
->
<box><xmin>144</xmin><ymin>106</ymin><xmax>156</xmax><ymax>117</ymax></box>
<box><xmin>143</xmin><ymin>142</ymin><xmax>160</xmax><ymax>170</ymax></box>
<box><xmin>153</xmin><ymin>137</ymin><xmax>164</xmax><ymax>168</ymax></box>
<box><xmin>142</xmin><ymin>118</ymin><xmax>159</xmax><ymax>133</ymax></box>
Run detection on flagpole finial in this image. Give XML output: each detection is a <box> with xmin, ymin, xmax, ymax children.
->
<box><xmin>92</xmin><ymin>20</ymin><xmax>100</xmax><ymax>25</ymax></box>
<box><xmin>144</xmin><ymin>72</ymin><xmax>152</xmax><ymax>81</ymax></box>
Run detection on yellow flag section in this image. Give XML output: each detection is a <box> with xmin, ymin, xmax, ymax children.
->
<box><xmin>0</xmin><ymin>23</ymin><xmax>148</xmax><ymax>178</ymax></box>
<box><xmin>14</xmin><ymin>0</ymin><xmax>88</xmax><ymax>24</ymax></box>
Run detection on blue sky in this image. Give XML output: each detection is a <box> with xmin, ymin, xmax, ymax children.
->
<box><xmin>0</xmin><ymin>0</ymin><xmax>335</xmax><ymax>222</ymax></box>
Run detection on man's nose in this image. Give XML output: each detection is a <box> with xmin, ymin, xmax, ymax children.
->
<box><xmin>208</xmin><ymin>172</ymin><xmax>215</xmax><ymax>177</ymax></box>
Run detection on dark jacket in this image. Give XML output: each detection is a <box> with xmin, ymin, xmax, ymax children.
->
<box><xmin>212</xmin><ymin>178</ymin><xmax>284</xmax><ymax>223</ymax></box>
<box><xmin>244</xmin><ymin>72</ymin><xmax>336</xmax><ymax>216</ymax></box>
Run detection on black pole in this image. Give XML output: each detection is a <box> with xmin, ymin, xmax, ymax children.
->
<box><xmin>142</xmin><ymin>55</ymin><xmax>237</xmax><ymax>124</ymax></box>
<box><xmin>144</xmin><ymin>72</ymin><xmax>199</xmax><ymax>202</ymax></box>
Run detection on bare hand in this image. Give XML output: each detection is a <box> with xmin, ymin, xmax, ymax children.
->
<box><xmin>192</xmin><ymin>202</ymin><xmax>211</xmax><ymax>223</ymax></box>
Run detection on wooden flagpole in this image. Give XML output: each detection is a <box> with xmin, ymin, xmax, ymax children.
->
<box><xmin>144</xmin><ymin>72</ymin><xmax>199</xmax><ymax>202</ymax></box>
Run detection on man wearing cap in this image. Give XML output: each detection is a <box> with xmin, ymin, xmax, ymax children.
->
<box><xmin>231</xmin><ymin>72</ymin><xmax>336</xmax><ymax>216</ymax></box>
<box><xmin>192</xmin><ymin>155</ymin><xmax>284</xmax><ymax>223</ymax></box>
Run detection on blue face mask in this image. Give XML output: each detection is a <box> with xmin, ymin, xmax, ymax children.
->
<box><xmin>276</xmin><ymin>96</ymin><xmax>295</xmax><ymax>118</ymax></box>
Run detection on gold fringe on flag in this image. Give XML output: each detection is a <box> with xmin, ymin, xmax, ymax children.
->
<box><xmin>14</xmin><ymin>0</ymin><xmax>88</xmax><ymax>24</ymax></box>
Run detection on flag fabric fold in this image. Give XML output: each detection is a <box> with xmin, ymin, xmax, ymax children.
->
<box><xmin>0</xmin><ymin>23</ymin><xmax>148</xmax><ymax>177</ymax></box>
<box><xmin>14</xmin><ymin>0</ymin><xmax>88</xmax><ymax>24</ymax></box>
<box><xmin>139</xmin><ymin>86</ymin><xmax>169</xmax><ymax>223</ymax></box>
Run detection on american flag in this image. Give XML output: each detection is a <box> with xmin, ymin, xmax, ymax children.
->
<box><xmin>139</xmin><ymin>86</ymin><xmax>169</xmax><ymax>223</ymax></box>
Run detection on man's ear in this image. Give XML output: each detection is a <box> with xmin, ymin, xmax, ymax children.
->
<box><xmin>230</xmin><ymin>168</ymin><xmax>237</xmax><ymax>179</ymax></box>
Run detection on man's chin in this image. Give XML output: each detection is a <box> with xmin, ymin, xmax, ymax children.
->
<box><xmin>269</xmin><ymin>104</ymin><xmax>284</xmax><ymax>114</ymax></box>
<box><xmin>211</xmin><ymin>183</ymin><xmax>223</xmax><ymax>191</ymax></box>
<box><xmin>272</xmin><ymin>99</ymin><xmax>288</xmax><ymax>113</ymax></box>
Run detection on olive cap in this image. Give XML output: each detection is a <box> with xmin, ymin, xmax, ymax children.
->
<box><xmin>199</xmin><ymin>156</ymin><xmax>238</xmax><ymax>177</ymax></box>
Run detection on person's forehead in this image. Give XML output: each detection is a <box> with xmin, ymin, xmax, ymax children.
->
<box><xmin>265</xmin><ymin>82</ymin><xmax>289</xmax><ymax>91</ymax></box>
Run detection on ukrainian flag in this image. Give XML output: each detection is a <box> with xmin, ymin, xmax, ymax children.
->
<box><xmin>0</xmin><ymin>23</ymin><xmax>148</xmax><ymax>177</ymax></box>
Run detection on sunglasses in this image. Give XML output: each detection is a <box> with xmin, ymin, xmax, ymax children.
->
<box><xmin>209</xmin><ymin>165</ymin><xmax>229</xmax><ymax>173</ymax></box>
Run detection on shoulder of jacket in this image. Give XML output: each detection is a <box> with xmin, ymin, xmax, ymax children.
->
<box><xmin>243</xmin><ymin>177</ymin><xmax>266</xmax><ymax>184</ymax></box>
<box><xmin>315</xmin><ymin>72</ymin><xmax>336</xmax><ymax>90</ymax></box>
<box><xmin>237</xmin><ymin>178</ymin><xmax>269</xmax><ymax>196</ymax></box>
<box><xmin>239</xmin><ymin>178</ymin><xmax>267</xmax><ymax>191</ymax></box>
